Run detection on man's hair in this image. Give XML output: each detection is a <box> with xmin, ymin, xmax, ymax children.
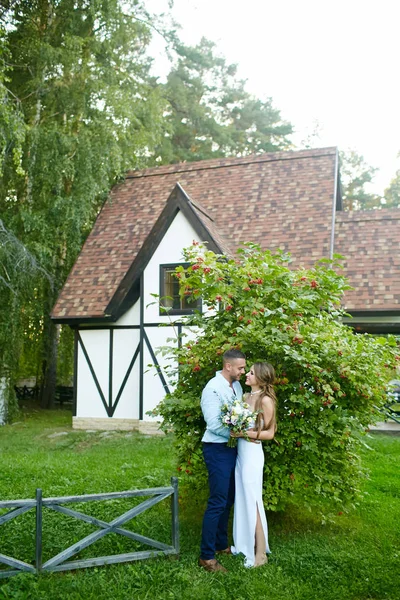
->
<box><xmin>222</xmin><ymin>349</ymin><xmax>246</xmax><ymax>364</ymax></box>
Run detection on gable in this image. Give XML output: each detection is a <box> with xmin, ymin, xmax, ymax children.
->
<box><xmin>105</xmin><ymin>183</ymin><xmax>228</xmax><ymax>321</ymax></box>
<box><xmin>51</xmin><ymin>147</ymin><xmax>339</xmax><ymax>323</ymax></box>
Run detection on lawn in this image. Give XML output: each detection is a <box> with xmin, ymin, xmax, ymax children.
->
<box><xmin>0</xmin><ymin>405</ymin><xmax>399</xmax><ymax>600</ymax></box>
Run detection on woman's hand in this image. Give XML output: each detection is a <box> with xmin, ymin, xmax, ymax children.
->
<box><xmin>245</xmin><ymin>429</ymin><xmax>261</xmax><ymax>443</ymax></box>
<box><xmin>230</xmin><ymin>430</ymin><xmax>260</xmax><ymax>443</ymax></box>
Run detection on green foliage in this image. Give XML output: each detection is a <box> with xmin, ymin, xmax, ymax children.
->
<box><xmin>153</xmin><ymin>243</ymin><xmax>398</xmax><ymax>513</ymax></box>
<box><xmin>153</xmin><ymin>37</ymin><xmax>293</xmax><ymax>164</ymax></box>
<box><xmin>0</xmin><ymin>219</ymin><xmax>51</xmax><ymax>420</ymax></box>
<box><xmin>0</xmin><ymin>32</ymin><xmax>30</xmax><ymax>407</ymax></box>
<box><xmin>0</xmin><ymin>2</ymin><xmax>295</xmax><ymax>412</ymax></box>
<box><xmin>2</xmin><ymin>0</ymin><xmax>166</xmax><ymax>270</ymax></box>
<box><xmin>0</xmin><ymin>406</ymin><xmax>176</xmax><ymax>576</ymax></box>
<box><xmin>0</xmin><ymin>0</ymin><xmax>167</xmax><ymax>405</ymax></box>
<box><xmin>340</xmin><ymin>150</ymin><xmax>382</xmax><ymax>210</ymax></box>
<box><xmin>0</xmin><ymin>26</ymin><xmax>25</xmax><ymax>178</ymax></box>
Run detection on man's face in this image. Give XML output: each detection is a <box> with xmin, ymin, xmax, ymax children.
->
<box><xmin>226</xmin><ymin>358</ymin><xmax>246</xmax><ymax>382</ymax></box>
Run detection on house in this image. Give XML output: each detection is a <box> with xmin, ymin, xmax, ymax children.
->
<box><xmin>51</xmin><ymin>147</ymin><xmax>400</xmax><ymax>431</ymax></box>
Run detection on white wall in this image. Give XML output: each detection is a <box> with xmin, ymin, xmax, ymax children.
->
<box><xmin>76</xmin><ymin>328</ymin><xmax>141</xmax><ymax>419</ymax></box>
<box><xmin>141</xmin><ymin>211</ymin><xmax>201</xmax><ymax>419</ymax></box>
<box><xmin>143</xmin><ymin>325</ymin><xmax>178</xmax><ymax>419</ymax></box>
<box><xmin>76</xmin><ymin>209</ymin><xmax>203</xmax><ymax>423</ymax></box>
<box><xmin>117</xmin><ymin>298</ymin><xmax>140</xmax><ymax>327</ymax></box>
<box><xmin>111</xmin><ymin>328</ymin><xmax>141</xmax><ymax>419</ymax></box>
<box><xmin>143</xmin><ymin>210</ymin><xmax>199</xmax><ymax>324</ymax></box>
<box><xmin>76</xmin><ymin>329</ymin><xmax>109</xmax><ymax>418</ymax></box>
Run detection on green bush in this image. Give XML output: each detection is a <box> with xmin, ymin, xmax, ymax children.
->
<box><xmin>153</xmin><ymin>243</ymin><xmax>398</xmax><ymax>513</ymax></box>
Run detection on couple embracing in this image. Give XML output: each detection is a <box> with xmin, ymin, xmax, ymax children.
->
<box><xmin>198</xmin><ymin>349</ymin><xmax>277</xmax><ymax>572</ymax></box>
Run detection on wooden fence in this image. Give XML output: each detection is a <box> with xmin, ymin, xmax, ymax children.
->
<box><xmin>0</xmin><ymin>477</ymin><xmax>179</xmax><ymax>578</ymax></box>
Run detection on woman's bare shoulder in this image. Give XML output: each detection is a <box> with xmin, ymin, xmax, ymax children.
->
<box><xmin>261</xmin><ymin>394</ymin><xmax>274</xmax><ymax>407</ymax></box>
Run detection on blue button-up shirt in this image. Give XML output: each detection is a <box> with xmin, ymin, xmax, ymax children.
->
<box><xmin>201</xmin><ymin>371</ymin><xmax>243</xmax><ymax>443</ymax></box>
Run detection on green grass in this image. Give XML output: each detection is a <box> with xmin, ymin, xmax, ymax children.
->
<box><xmin>0</xmin><ymin>405</ymin><xmax>399</xmax><ymax>600</ymax></box>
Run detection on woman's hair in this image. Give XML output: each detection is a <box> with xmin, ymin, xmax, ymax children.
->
<box><xmin>252</xmin><ymin>362</ymin><xmax>277</xmax><ymax>436</ymax></box>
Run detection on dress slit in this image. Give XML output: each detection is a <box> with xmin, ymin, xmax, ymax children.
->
<box><xmin>231</xmin><ymin>438</ymin><xmax>270</xmax><ymax>567</ymax></box>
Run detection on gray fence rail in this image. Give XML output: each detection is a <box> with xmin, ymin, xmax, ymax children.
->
<box><xmin>0</xmin><ymin>477</ymin><xmax>179</xmax><ymax>578</ymax></box>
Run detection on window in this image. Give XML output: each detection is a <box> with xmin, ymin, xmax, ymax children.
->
<box><xmin>159</xmin><ymin>263</ymin><xmax>202</xmax><ymax>315</ymax></box>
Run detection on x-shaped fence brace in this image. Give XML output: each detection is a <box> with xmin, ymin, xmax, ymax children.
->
<box><xmin>0</xmin><ymin>499</ymin><xmax>37</xmax><ymax>578</ymax></box>
<box><xmin>0</xmin><ymin>477</ymin><xmax>179</xmax><ymax>578</ymax></box>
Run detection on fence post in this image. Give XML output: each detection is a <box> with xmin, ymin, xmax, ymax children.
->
<box><xmin>35</xmin><ymin>488</ymin><xmax>42</xmax><ymax>573</ymax></box>
<box><xmin>170</xmin><ymin>477</ymin><xmax>179</xmax><ymax>555</ymax></box>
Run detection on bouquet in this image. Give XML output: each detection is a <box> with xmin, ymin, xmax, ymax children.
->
<box><xmin>221</xmin><ymin>398</ymin><xmax>257</xmax><ymax>447</ymax></box>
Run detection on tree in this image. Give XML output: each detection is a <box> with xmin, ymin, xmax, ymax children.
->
<box><xmin>384</xmin><ymin>163</ymin><xmax>400</xmax><ymax>207</ymax></box>
<box><xmin>0</xmin><ymin>27</ymin><xmax>32</xmax><ymax>417</ymax></box>
<box><xmin>153</xmin><ymin>243</ymin><xmax>397</xmax><ymax>513</ymax></box>
<box><xmin>153</xmin><ymin>38</ymin><xmax>293</xmax><ymax>164</ymax></box>
<box><xmin>340</xmin><ymin>150</ymin><xmax>382</xmax><ymax>210</ymax></box>
<box><xmin>0</xmin><ymin>2</ymin><xmax>308</xmax><ymax>415</ymax></box>
<box><xmin>0</xmin><ymin>26</ymin><xmax>25</xmax><ymax>180</ymax></box>
<box><xmin>0</xmin><ymin>219</ymin><xmax>51</xmax><ymax>418</ymax></box>
<box><xmin>0</xmin><ymin>0</ymin><xmax>166</xmax><ymax>407</ymax></box>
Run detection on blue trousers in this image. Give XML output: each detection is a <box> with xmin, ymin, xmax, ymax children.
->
<box><xmin>200</xmin><ymin>442</ymin><xmax>237</xmax><ymax>560</ymax></box>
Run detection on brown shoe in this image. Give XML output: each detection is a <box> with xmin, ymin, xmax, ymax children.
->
<box><xmin>216</xmin><ymin>547</ymin><xmax>232</xmax><ymax>555</ymax></box>
<box><xmin>198</xmin><ymin>558</ymin><xmax>227</xmax><ymax>572</ymax></box>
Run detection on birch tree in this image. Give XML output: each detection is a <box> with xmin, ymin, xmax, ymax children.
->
<box><xmin>0</xmin><ymin>0</ymin><xmax>166</xmax><ymax>407</ymax></box>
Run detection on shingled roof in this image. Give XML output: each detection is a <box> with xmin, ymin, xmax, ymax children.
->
<box><xmin>104</xmin><ymin>183</ymin><xmax>234</xmax><ymax>320</ymax></box>
<box><xmin>335</xmin><ymin>208</ymin><xmax>400</xmax><ymax>312</ymax></box>
<box><xmin>52</xmin><ymin>147</ymin><xmax>341</xmax><ymax>322</ymax></box>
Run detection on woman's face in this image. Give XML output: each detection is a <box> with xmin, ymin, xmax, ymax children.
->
<box><xmin>245</xmin><ymin>365</ymin><xmax>259</xmax><ymax>388</ymax></box>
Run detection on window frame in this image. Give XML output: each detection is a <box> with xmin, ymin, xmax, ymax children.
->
<box><xmin>159</xmin><ymin>263</ymin><xmax>202</xmax><ymax>316</ymax></box>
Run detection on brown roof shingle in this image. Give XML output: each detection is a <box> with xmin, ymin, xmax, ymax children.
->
<box><xmin>52</xmin><ymin>147</ymin><xmax>340</xmax><ymax>321</ymax></box>
<box><xmin>335</xmin><ymin>209</ymin><xmax>400</xmax><ymax>310</ymax></box>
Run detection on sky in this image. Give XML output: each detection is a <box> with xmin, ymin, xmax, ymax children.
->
<box><xmin>147</xmin><ymin>0</ymin><xmax>400</xmax><ymax>195</ymax></box>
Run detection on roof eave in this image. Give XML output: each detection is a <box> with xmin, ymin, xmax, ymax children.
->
<box><xmin>104</xmin><ymin>183</ymin><xmax>227</xmax><ymax>321</ymax></box>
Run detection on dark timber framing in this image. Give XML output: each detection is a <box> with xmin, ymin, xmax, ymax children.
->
<box><xmin>76</xmin><ymin>321</ymin><xmax>182</xmax><ymax>420</ymax></box>
<box><xmin>108</xmin><ymin>329</ymin><xmax>114</xmax><ymax>415</ymax></box>
<box><xmin>53</xmin><ymin>182</ymin><xmax>225</xmax><ymax>422</ymax></box>
<box><xmin>77</xmin><ymin>331</ymin><xmax>109</xmax><ymax>415</ymax></box>
<box><xmin>103</xmin><ymin>182</ymin><xmax>224</xmax><ymax>323</ymax></box>
<box><xmin>139</xmin><ymin>273</ymin><xmax>144</xmax><ymax>420</ymax></box>
<box><xmin>72</xmin><ymin>330</ymin><xmax>78</xmax><ymax>417</ymax></box>
<box><xmin>143</xmin><ymin>330</ymin><xmax>171</xmax><ymax>397</ymax></box>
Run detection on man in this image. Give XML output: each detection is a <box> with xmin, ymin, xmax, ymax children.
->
<box><xmin>198</xmin><ymin>349</ymin><xmax>246</xmax><ymax>572</ymax></box>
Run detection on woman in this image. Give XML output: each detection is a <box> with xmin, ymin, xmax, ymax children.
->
<box><xmin>231</xmin><ymin>362</ymin><xmax>277</xmax><ymax>568</ymax></box>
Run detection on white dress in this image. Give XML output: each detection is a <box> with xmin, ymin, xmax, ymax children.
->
<box><xmin>231</xmin><ymin>434</ymin><xmax>270</xmax><ymax>567</ymax></box>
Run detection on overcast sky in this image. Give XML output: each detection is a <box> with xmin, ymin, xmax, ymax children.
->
<box><xmin>147</xmin><ymin>0</ymin><xmax>400</xmax><ymax>195</ymax></box>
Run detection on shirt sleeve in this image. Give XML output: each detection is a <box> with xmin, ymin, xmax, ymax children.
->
<box><xmin>201</xmin><ymin>386</ymin><xmax>230</xmax><ymax>439</ymax></box>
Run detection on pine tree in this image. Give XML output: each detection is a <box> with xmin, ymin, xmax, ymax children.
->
<box><xmin>154</xmin><ymin>38</ymin><xmax>293</xmax><ymax>164</ymax></box>
<box><xmin>340</xmin><ymin>150</ymin><xmax>382</xmax><ymax>211</ymax></box>
<box><xmin>384</xmin><ymin>164</ymin><xmax>400</xmax><ymax>208</ymax></box>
